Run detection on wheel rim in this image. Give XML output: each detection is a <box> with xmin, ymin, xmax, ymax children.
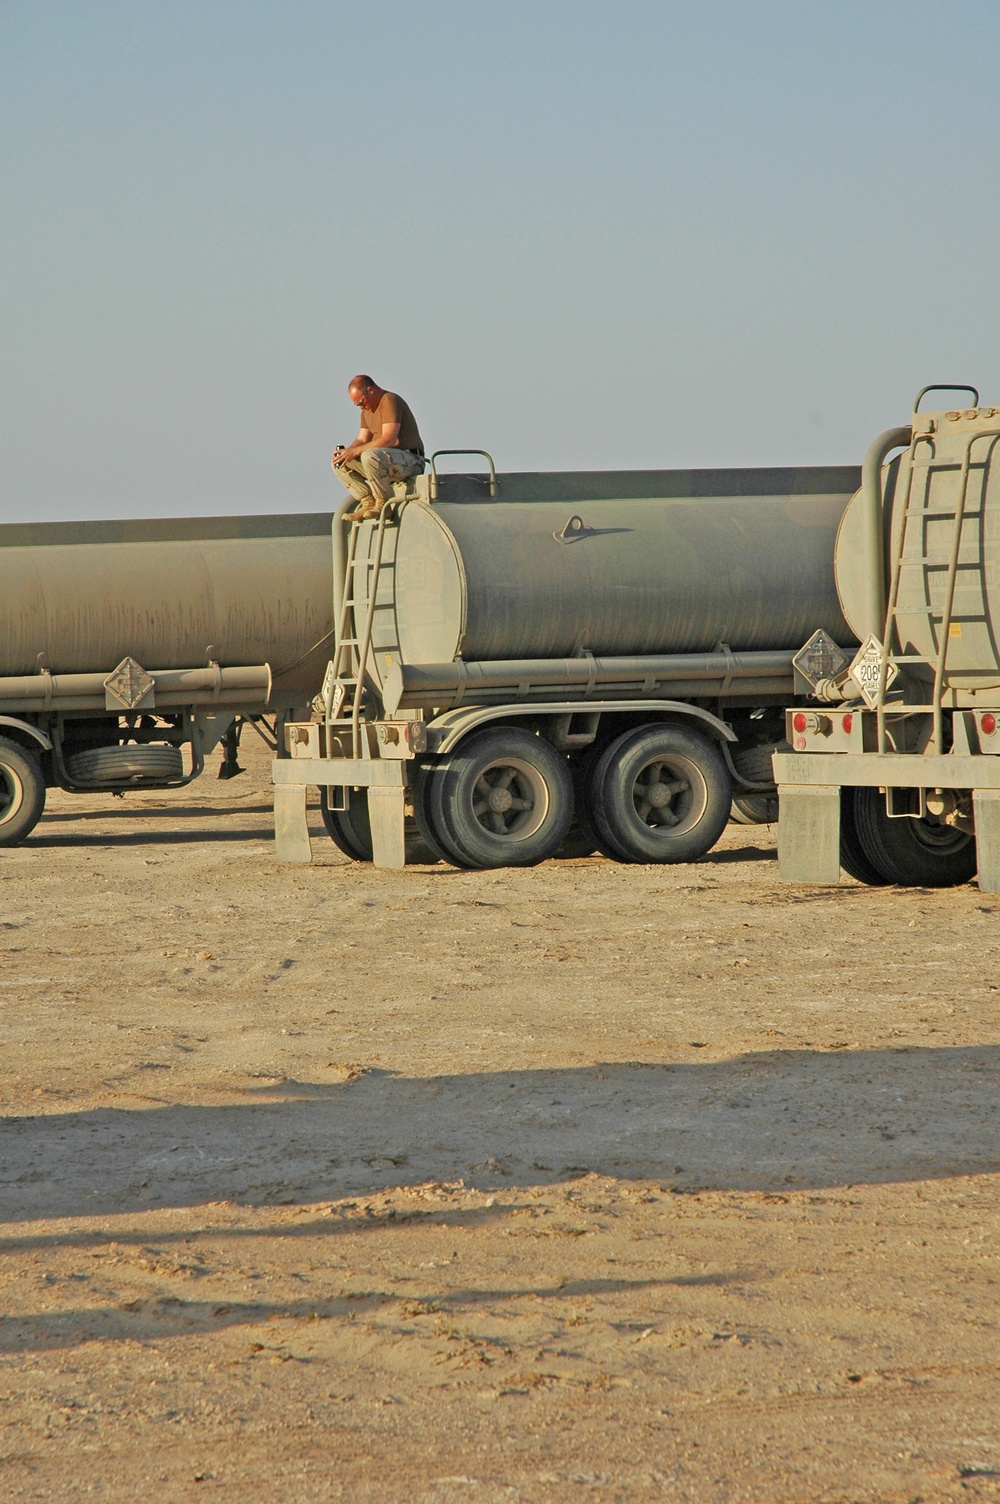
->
<box><xmin>630</xmin><ymin>755</ymin><xmax>707</xmax><ymax>837</ymax></box>
<box><xmin>907</xmin><ymin>816</ymin><xmax>972</xmax><ymax>855</ymax></box>
<box><xmin>470</xmin><ymin>757</ymin><xmax>549</xmax><ymax>842</ymax></box>
<box><xmin>0</xmin><ymin>765</ymin><xmax>25</xmax><ymax>827</ymax></box>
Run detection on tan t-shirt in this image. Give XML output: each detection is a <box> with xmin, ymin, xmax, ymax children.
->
<box><xmin>362</xmin><ymin>392</ymin><xmax>423</xmax><ymax>454</ymax></box>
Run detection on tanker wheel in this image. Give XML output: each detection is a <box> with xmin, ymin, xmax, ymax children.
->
<box><xmin>320</xmin><ymin>786</ymin><xmax>373</xmax><ymax>861</ymax></box>
<box><xmin>0</xmin><ymin>736</ymin><xmax>46</xmax><ymax>848</ymax></box>
<box><xmin>413</xmin><ymin>762</ymin><xmax>464</xmax><ymax>866</ymax></box>
<box><xmin>591</xmin><ymin>723</ymin><xmax>732</xmax><ymax>864</ymax></box>
<box><xmin>429</xmin><ymin>728</ymin><xmax>574</xmax><ymax>869</ymax></box>
<box><xmin>729</xmin><ymin>740</ymin><xmax>781</xmax><ymax>825</ymax></box>
<box><xmin>567</xmin><ymin>740</ymin><xmax>619</xmax><ymax>860</ymax></box>
<box><xmin>731</xmin><ymin>795</ymin><xmax>779</xmax><ymax>825</ymax></box>
<box><xmin>853</xmin><ymin>786</ymin><xmax>976</xmax><ymax>888</ymax></box>
<box><xmin>839</xmin><ymin>789</ymin><xmax>888</xmax><ymax>886</ymax></box>
<box><xmin>553</xmin><ymin>821</ymin><xmax>598</xmax><ymax>860</ymax></box>
<box><xmin>552</xmin><ymin>733</ymin><xmax>616</xmax><ymax>856</ymax></box>
<box><xmin>320</xmin><ymin>786</ymin><xmax>440</xmax><ymax>865</ymax></box>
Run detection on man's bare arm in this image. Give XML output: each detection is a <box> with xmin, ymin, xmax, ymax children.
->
<box><xmin>331</xmin><ymin>425</ymin><xmax>375</xmax><ymax>468</ymax></box>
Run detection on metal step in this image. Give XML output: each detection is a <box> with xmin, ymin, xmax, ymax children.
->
<box><xmin>898</xmin><ymin>556</ymin><xmax>981</xmax><ymax>567</ymax></box>
<box><xmin>891</xmin><ymin>605</ymin><xmax>988</xmax><ymax>617</ymax></box>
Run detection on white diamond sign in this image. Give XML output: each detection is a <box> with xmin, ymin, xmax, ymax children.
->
<box><xmin>847</xmin><ymin>634</ymin><xmax>897</xmax><ymax>709</ymax></box>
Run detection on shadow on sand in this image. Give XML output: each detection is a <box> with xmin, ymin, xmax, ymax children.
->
<box><xmin>4</xmin><ymin>1045</ymin><xmax>997</xmax><ymax>1224</ymax></box>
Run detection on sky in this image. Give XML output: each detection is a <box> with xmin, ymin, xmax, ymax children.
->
<box><xmin>3</xmin><ymin>0</ymin><xmax>1000</xmax><ymax>523</ymax></box>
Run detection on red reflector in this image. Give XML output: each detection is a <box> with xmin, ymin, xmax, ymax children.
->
<box><xmin>795</xmin><ymin>735</ymin><xmax>807</xmax><ymax>750</ymax></box>
<box><xmin>983</xmin><ymin>713</ymin><xmax>998</xmax><ymax>736</ymax></box>
<box><xmin>843</xmin><ymin>713</ymin><xmax>853</xmax><ymax>734</ymax></box>
<box><xmin>792</xmin><ymin>712</ymin><xmax>807</xmax><ymax>733</ymax></box>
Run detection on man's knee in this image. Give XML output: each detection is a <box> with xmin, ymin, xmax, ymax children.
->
<box><xmin>360</xmin><ymin>448</ymin><xmax>392</xmax><ymax>478</ymax></box>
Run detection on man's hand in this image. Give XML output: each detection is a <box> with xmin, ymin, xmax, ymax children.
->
<box><xmin>332</xmin><ymin>423</ymin><xmax>401</xmax><ymax>469</ymax></box>
<box><xmin>332</xmin><ymin>443</ymin><xmax>360</xmax><ymax>469</ymax></box>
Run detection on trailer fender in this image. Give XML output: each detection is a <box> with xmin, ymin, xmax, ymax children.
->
<box><xmin>427</xmin><ymin>699</ymin><xmax>736</xmax><ymax>757</ymax></box>
<box><xmin>0</xmin><ymin>716</ymin><xmax>53</xmax><ymax>753</ymax></box>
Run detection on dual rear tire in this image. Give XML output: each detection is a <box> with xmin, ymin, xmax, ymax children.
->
<box><xmin>415</xmin><ymin>728</ymin><xmax>574</xmax><ymax>869</ymax></box>
<box><xmin>319</xmin><ymin>786</ymin><xmax>439</xmax><ymax>865</ymax></box>
<box><xmin>844</xmin><ymin>786</ymin><xmax>976</xmax><ymax>887</ymax></box>
<box><xmin>584</xmin><ymin>723</ymin><xmax>733</xmax><ymax>864</ymax></box>
<box><xmin>413</xmin><ymin>722</ymin><xmax>732</xmax><ymax>870</ymax></box>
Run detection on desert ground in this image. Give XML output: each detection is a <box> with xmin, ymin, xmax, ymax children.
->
<box><xmin>1</xmin><ymin>735</ymin><xmax>999</xmax><ymax>1503</ymax></box>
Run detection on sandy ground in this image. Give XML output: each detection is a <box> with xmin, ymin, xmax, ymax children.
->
<box><xmin>1</xmin><ymin>735</ymin><xmax>999</xmax><ymax>1503</ymax></box>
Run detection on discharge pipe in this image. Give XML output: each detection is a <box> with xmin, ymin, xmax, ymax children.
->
<box><xmin>0</xmin><ymin>663</ymin><xmax>271</xmax><ymax>714</ymax></box>
<box><xmin>384</xmin><ymin>649</ymin><xmax>795</xmax><ymax>714</ymax></box>
<box><xmin>859</xmin><ymin>425</ymin><xmax>912</xmax><ymax>641</ymax></box>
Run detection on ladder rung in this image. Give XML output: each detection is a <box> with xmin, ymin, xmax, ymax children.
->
<box><xmin>891</xmin><ymin>606</ymin><xmax>985</xmax><ymax>617</ymax></box>
<box><xmin>893</xmin><ymin>609</ymin><xmax>987</xmax><ymax>622</ymax></box>
<box><xmin>900</xmin><ymin>506</ymin><xmax>982</xmax><ymax>519</ymax></box>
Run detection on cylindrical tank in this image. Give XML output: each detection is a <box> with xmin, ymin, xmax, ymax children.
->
<box><xmin>0</xmin><ymin>512</ymin><xmax>334</xmax><ymax>707</ymax></box>
<box><xmin>834</xmin><ymin>409</ymin><xmax>1000</xmax><ymax>691</ymax></box>
<box><xmin>372</xmin><ymin>467</ymin><xmax>860</xmax><ymax>672</ymax></box>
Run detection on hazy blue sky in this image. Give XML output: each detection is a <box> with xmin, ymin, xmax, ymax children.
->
<box><xmin>3</xmin><ymin>0</ymin><xmax>999</xmax><ymax>522</ymax></box>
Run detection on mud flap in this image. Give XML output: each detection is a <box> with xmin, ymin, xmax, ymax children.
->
<box><xmin>777</xmin><ymin>784</ymin><xmax>841</xmax><ymax>884</ymax></box>
<box><xmin>973</xmin><ymin>788</ymin><xmax>1000</xmax><ymax>893</ymax></box>
<box><xmin>274</xmin><ymin>784</ymin><xmax>312</xmax><ymax>864</ymax></box>
<box><xmin>368</xmin><ymin>786</ymin><xmax>407</xmax><ymax>869</ymax></box>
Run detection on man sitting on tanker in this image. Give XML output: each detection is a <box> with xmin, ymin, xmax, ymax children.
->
<box><xmin>331</xmin><ymin>374</ymin><xmax>425</xmax><ymax>522</ymax></box>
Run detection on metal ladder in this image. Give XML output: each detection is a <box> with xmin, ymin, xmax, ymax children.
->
<box><xmin>877</xmin><ymin>428</ymin><xmax>986</xmax><ymax>753</ymax></box>
<box><xmin>325</xmin><ymin>508</ymin><xmax>396</xmax><ymax>759</ymax></box>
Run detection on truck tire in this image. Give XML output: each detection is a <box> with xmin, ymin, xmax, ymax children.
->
<box><xmin>836</xmin><ymin>788</ymin><xmax>884</xmax><ymax>878</ymax></box>
<box><xmin>731</xmin><ymin>795</ymin><xmax>779</xmax><ymax>825</ymax></box>
<box><xmin>839</xmin><ymin>789</ymin><xmax>889</xmax><ymax>885</ymax></box>
<box><xmin>853</xmin><ymin>786</ymin><xmax>976</xmax><ymax>887</ymax></box>
<box><xmin>320</xmin><ymin>785</ymin><xmax>440</xmax><ymax>865</ymax></box>
<box><xmin>320</xmin><ymin>785</ymin><xmax>373</xmax><ymax>862</ymax></box>
<box><xmin>65</xmin><ymin>743</ymin><xmax>183</xmax><ymax>784</ymax></box>
<box><xmin>429</xmin><ymin>727</ymin><xmax>574</xmax><ymax>869</ymax></box>
<box><xmin>566</xmin><ymin>742</ymin><xmax>614</xmax><ymax>858</ymax></box>
<box><xmin>590</xmin><ymin>723</ymin><xmax>732</xmax><ymax>864</ymax></box>
<box><xmin>412</xmin><ymin>763</ymin><xmax>462</xmax><ymax>866</ymax></box>
<box><xmin>553</xmin><ymin>821</ymin><xmax>598</xmax><ymax>859</ymax></box>
<box><xmin>730</xmin><ymin>740</ymin><xmax>781</xmax><ymax>824</ymax></box>
<box><xmin>0</xmin><ymin>736</ymin><xmax>46</xmax><ymax>847</ymax></box>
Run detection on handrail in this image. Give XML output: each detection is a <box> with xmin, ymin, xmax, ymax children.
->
<box><xmin>331</xmin><ymin>492</ymin><xmax>359</xmax><ymax>653</ymax></box>
<box><xmin>350</xmin><ymin>509</ymin><xmax>392</xmax><ymax>759</ymax></box>
<box><xmin>859</xmin><ymin>426</ymin><xmax>912</xmax><ymax>643</ymax></box>
<box><xmin>913</xmin><ymin>383</ymin><xmax>979</xmax><ymax>413</ymax></box>
<box><xmin>428</xmin><ymin>450</ymin><xmax>497</xmax><ymax>501</ymax></box>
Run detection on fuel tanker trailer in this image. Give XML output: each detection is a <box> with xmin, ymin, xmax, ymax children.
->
<box><xmin>775</xmin><ymin>385</ymin><xmax>1000</xmax><ymax>893</ymax></box>
<box><xmin>0</xmin><ymin>511</ymin><xmax>334</xmax><ymax>845</ymax></box>
<box><xmin>273</xmin><ymin>454</ymin><xmax>861</xmax><ymax>870</ymax></box>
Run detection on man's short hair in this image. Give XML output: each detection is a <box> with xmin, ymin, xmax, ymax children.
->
<box><xmin>349</xmin><ymin>374</ymin><xmax>375</xmax><ymax>394</ymax></box>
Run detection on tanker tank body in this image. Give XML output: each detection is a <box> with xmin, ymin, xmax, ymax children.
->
<box><xmin>775</xmin><ymin>389</ymin><xmax>1000</xmax><ymax>893</ymax></box>
<box><xmin>275</xmin><ymin>459</ymin><xmax>862</xmax><ymax>871</ymax></box>
<box><xmin>0</xmin><ymin>510</ymin><xmax>334</xmax><ymax>846</ymax></box>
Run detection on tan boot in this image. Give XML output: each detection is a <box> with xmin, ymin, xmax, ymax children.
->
<box><xmin>344</xmin><ymin>498</ymin><xmax>376</xmax><ymax>522</ymax></box>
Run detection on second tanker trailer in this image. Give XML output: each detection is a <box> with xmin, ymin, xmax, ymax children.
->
<box><xmin>0</xmin><ymin>511</ymin><xmax>334</xmax><ymax>845</ymax></box>
<box><xmin>273</xmin><ymin>455</ymin><xmax>860</xmax><ymax>869</ymax></box>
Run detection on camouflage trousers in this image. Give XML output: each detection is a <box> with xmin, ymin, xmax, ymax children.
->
<box><xmin>332</xmin><ymin>447</ymin><xmax>425</xmax><ymax>506</ymax></box>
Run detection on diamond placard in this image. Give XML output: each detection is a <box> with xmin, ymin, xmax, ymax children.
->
<box><xmin>791</xmin><ymin>629</ymin><xmax>850</xmax><ymax>689</ymax></box>
<box><xmin>104</xmin><ymin>656</ymin><xmax>155</xmax><ymax>711</ymax></box>
<box><xmin>846</xmin><ymin>635</ymin><xmax>898</xmax><ymax>710</ymax></box>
